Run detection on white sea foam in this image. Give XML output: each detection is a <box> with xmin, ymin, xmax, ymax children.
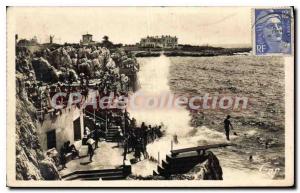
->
<box><xmin>129</xmin><ymin>55</ymin><xmax>271</xmax><ymax>180</ymax></box>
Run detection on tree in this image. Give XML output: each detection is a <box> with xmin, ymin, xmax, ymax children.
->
<box><xmin>101</xmin><ymin>35</ymin><xmax>113</xmax><ymax>49</ymax></box>
<box><xmin>103</xmin><ymin>35</ymin><xmax>109</xmax><ymax>42</ymax></box>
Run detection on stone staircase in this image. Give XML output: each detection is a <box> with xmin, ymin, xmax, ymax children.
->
<box><xmin>84</xmin><ymin>111</ymin><xmax>122</xmax><ymax>143</ymax></box>
<box><xmin>153</xmin><ymin>151</ymin><xmax>208</xmax><ymax>177</ymax></box>
<box><xmin>105</xmin><ymin>125</ymin><xmax>120</xmax><ymax>142</ymax></box>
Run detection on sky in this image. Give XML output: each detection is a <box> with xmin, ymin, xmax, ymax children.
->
<box><xmin>8</xmin><ymin>7</ymin><xmax>252</xmax><ymax>46</ymax></box>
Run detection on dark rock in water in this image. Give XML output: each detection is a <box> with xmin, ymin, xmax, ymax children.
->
<box><xmin>198</xmin><ymin>152</ymin><xmax>223</xmax><ymax>180</ymax></box>
<box><xmin>169</xmin><ymin>151</ymin><xmax>223</xmax><ymax>180</ymax></box>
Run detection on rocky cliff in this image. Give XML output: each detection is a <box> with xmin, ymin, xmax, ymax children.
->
<box><xmin>15</xmin><ymin>47</ymin><xmax>60</xmax><ymax>180</ymax></box>
<box><xmin>16</xmin><ymin>92</ymin><xmax>60</xmax><ymax>180</ymax></box>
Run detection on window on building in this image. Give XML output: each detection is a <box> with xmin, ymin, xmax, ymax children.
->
<box><xmin>73</xmin><ymin>118</ymin><xmax>81</xmax><ymax>141</ymax></box>
<box><xmin>46</xmin><ymin>130</ymin><xmax>56</xmax><ymax>149</ymax></box>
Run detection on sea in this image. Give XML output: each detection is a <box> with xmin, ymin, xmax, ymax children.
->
<box><xmin>128</xmin><ymin>54</ymin><xmax>285</xmax><ymax>181</ymax></box>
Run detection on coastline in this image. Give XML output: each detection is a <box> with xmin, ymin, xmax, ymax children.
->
<box><xmin>131</xmin><ymin>47</ymin><xmax>252</xmax><ymax>57</ymax></box>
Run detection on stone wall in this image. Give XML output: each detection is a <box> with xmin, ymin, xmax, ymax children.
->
<box><xmin>37</xmin><ymin>106</ymin><xmax>84</xmax><ymax>153</ymax></box>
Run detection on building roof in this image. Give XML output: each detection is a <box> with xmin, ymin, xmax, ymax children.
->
<box><xmin>83</xmin><ymin>34</ymin><xmax>93</xmax><ymax>36</ymax></box>
<box><xmin>142</xmin><ymin>35</ymin><xmax>177</xmax><ymax>40</ymax></box>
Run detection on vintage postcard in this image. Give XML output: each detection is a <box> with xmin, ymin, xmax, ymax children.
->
<box><xmin>6</xmin><ymin>7</ymin><xmax>294</xmax><ymax>187</ymax></box>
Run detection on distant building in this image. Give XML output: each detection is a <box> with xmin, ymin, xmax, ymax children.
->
<box><xmin>139</xmin><ymin>35</ymin><xmax>178</xmax><ymax>48</ymax></box>
<box><xmin>80</xmin><ymin>33</ymin><xmax>96</xmax><ymax>45</ymax></box>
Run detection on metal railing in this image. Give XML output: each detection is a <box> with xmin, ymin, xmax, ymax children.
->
<box><xmin>85</xmin><ymin>110</ymin><xmax>106</xmax><ymax>122</ymax></box>
<box><xmin>85</xmin><ymin>110</ymin><xmax>108</xmax><ymax>132</ymax></box>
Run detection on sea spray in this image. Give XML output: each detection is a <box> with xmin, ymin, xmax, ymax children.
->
<box><xmin>129</xmin><ymin>55</ymin><xmax>194</xmax><ymax>136</ymax></box>
<box><xmin>129</xmin><ymin>55</ymin><xmax>227</xmax><ymax>166</ymax></box>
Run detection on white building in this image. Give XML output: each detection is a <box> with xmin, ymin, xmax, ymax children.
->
<box><xmin>80</xmin><ymin>34</ymin><xmax>96</xmax><ymax>46</ymax></box>
<box><xmin>37</xmin><ymin>106</ymin><xmax>84</xmax><ymax>152</ymax></box>
<box><xmin>140</xmin><ymin>35</ymin><xmax>178</xmax><ymax>48</ymax></box>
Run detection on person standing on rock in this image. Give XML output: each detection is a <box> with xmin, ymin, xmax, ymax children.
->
<box><xmin>224</xmin><ymin>115</ymin><xmax>233</xmax><ymax>141</ymax></box>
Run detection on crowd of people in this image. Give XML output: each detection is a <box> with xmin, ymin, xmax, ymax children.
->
<box><xmin>119</xmin><ymin>113</ymin><xmax>165</xmax><ymax>162</ymax></box>
<box><xmin>23</xmin><ymin>82</ymin><xmax>90</xmax><ymax>121</ymax></box>
<box><xmin>16</xmin><ymin>44</ymin><xmax>139</xmax><ymax>116</ymax></box>
<box><xmin>123</xmin><ymin>122</ymin><xmax>164</xmax><ymax>162</ymax></box>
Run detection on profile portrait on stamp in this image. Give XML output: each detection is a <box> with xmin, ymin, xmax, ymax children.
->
<box><xmin>254</xmin><ymin>9</ymin><xmax>292</xmax><ymax>55</ymax></box>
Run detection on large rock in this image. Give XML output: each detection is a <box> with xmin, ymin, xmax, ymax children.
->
<box><xmin>31</xmin><ymin>57</ymin><xmax>59</xmax><ymax>83</ymax></box>
<box><xmin>169</xmin><ymin>151</ymin><xmax>223</xmax><ymax>180</ymax></box>
<box><xmin>78</xmin><ymin>62</ymin><xmax>91</xmax><ymax>77</ymax></box>
<box><xmin>39</xmin><ymin>158</ymin><xmax>61</xmax><ymax>180</ymax></box>
<box><xmin>196</xmin><ymin>152</ymin><xmax>223</xmax><ymax>180</ymax></box>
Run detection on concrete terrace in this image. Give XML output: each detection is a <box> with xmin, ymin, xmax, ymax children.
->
<box><xmin>59</xmin><ymin>140</ymin><xmax>158</xmax><ymax>178</ymax></box>
<box><xmin>59</xmin><ymin>141</ymin><xmax>124</xmax><ymax>177</ymax></box>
